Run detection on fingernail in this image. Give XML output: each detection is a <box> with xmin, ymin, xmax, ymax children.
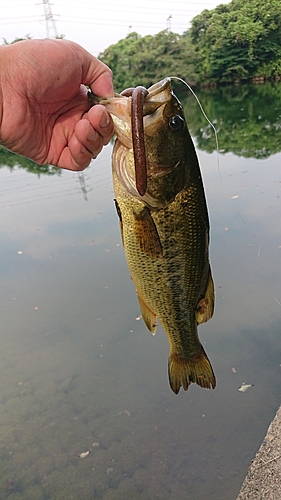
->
<box><xmin>81</xmin><ymin>145</ymin><xmax>87</xmax><ymax>154</ymax></box>
<box><xmin>100</xmin><ymin>109</ymin><xmax>111</xmax><ymax>128</ymax></box>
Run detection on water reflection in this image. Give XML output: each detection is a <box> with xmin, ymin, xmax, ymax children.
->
<box><xmin>0</xmin><ymin>146</ymin><xmax>59</xmax><ymax>176</ymax></box>
<box><xmin>0</xmin><ymin>85</ymin><xmax>280</xmax><ymax>499</ymax></box>
<box><xmin>181</xmin><ymin>82</ymin><xmax>281</xmax><ymax>158</ymax></box>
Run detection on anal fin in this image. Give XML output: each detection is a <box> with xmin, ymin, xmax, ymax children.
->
<box><xmin>137</xmin><ymin>293</ymin><xmax>157</xmax><ymax>335</ymax></box>
<box><xmin>196</xmin><ymin>268</ymin><xmax>215</xmax><ymax>324</ymax></box>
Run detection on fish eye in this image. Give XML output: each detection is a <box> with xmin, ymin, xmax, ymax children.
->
<box><xmin>168</xmin><ymin>115</ymin><xmax>185</xmax><ymax>133</ymax></box>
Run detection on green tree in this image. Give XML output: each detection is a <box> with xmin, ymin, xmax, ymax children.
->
<box><xmin>99</xmin><ymin>30</ymin><xmax>197</xmax><ymax>92</ymax></box>
<box><xmin>2</xmin><ymin>34</ymin><xmax>65</xmax><ymax>45</ymax></box>
<box><xmin>190</xmin><ymin>0</ymin><xmax>281</xmax><ymax>83</ymax></box>
<box><xmin>2</xmin><ymin>34</ymin><xmax>32</xmax><ymax>44</ymax></box>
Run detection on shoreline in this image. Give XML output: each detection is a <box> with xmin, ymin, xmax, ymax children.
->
<box><xmin>237</xmin><ymin>405</ymin><xmax>281</xmax><ymax>499</ymax></box>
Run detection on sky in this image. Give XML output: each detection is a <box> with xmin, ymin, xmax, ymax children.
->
<box><xmin>1</xmin><ymin>0</ymin><xmax>230</xmax><ymax>57</ymax></box>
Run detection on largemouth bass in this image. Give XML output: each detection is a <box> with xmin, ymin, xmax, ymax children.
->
<box><xmin>92</xmin><ymin>78</ymin><xmax>215</xmax><ymax>394</ymax></box>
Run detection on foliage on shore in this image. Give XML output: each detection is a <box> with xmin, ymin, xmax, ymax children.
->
<box><xmin>99</xmin><ymin>0</ymin><xmax>281</xmax><ymax>91</ymax></box>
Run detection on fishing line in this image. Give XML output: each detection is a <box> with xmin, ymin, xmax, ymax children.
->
<box><xmin>169</xmin><ymin>76</ymin><xmax>220</xmax><ymax>157</ymax></box>
<box><xmin>169</xmin><ymin>76</ymin><xmax>224</xmax><ymax>190</ymax></box>
<box><xmin>169</xmin><ymin>76</ymin><xmax>281</xmax><ymax>309</ymax></box>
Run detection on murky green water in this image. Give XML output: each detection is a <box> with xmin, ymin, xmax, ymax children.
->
<box><xmin>0</xmin><ymin>83</ymin><xmax>280</xmax><ymax>499</ymax></box>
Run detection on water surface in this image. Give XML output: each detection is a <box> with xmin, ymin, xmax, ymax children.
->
<box><xmin>0</xmin><ymin>83</ymin><xmax>281</xmax><ymax>499</ymax></box>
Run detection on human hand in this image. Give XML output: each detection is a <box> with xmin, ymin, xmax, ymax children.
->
<box><xmin>0</xmin><ymin>38</ymin><xmax>114</xmax><ymax>170</ymax></box>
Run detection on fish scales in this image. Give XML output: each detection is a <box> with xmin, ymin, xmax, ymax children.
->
<box><xmin>99</xmin><ymin>78</ymin><xmax>215</xmax><ymax>394</ymax></box>
<box><xmin>114</xmin><ymin>168</ymin><xmax>209</xmax><ymax>353</ymax></box>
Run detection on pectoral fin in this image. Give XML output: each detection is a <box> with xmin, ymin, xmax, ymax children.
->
<box><xmin>196</xmin><ymin>268</ymin><xmax>215</xmax><ymax>324</ymax></box>
<box><xmin>114</xmin><ymin>199</ymin><xmax>124</xmax><ymax>245</ymax></box>
<box><xmin>133</xmin><ymin>206</ymin><xmax>163</xmax><ymax>258</ymax></box>
<box><xmin>137</xmin><ymin>293</ymin><xmax>157</xmax><ymax>334</ymax></box>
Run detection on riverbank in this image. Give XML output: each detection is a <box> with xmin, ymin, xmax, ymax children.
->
<box><xmin>237</xmin><ymin>405</ymin><xmax>281</xmax><ymax>499</ymax></box>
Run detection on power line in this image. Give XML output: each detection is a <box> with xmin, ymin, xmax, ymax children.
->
<box><xmin>0</xmin><ymin>14</ymin><xmax>191</xmax><ymax>31</ymax></box>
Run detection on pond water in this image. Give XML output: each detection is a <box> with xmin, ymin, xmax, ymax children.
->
<box><xmin>0</xmin><ymin>82</ymin><xmax>281</xmax><ymax>500</ymax></box>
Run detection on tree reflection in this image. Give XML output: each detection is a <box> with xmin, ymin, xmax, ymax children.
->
<box><xmin>0</xmin><ymin>146</ymin><xmax>60</xmax><ymax>176</ymax></box>
<box><xmin>180</xmin><ymin>82</ymin><xmax>281</xmax><ymax>158</ymax></box>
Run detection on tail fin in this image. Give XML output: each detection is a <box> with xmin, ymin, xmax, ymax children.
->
<box><xmin>168</xmin><ymin>345</ymin><xmax>216</xmax><ymax>394</ymax></box>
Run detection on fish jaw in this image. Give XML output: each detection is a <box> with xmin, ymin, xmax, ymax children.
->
<box><xmin>91</xmin><ymin>78</ymin><xmax>172</xmax><ymax>148</ymax></box>
<box><xmin>89</xmin><ymin>78</ymin><xmax>174</xmax><ymax>153</ymax></box>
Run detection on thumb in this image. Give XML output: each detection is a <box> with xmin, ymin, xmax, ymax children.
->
<box><xmin>82</xmin><ymin>56</ymin><xmax>114</xmax><ymax>97</ymax></box>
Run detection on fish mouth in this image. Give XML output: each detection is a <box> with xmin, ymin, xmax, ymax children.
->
<box><xmin>89</xmin><ymin>78</ymin><xmax>172</xmax><ymax>197</ymax></box>
<box><xmin>121</xmin><ymin>78</ymin><xmax>172</xmax><ymax>196</ymax></box>
<box><xmin>144</xmin><ymin>78</ymin><xmax>171</xmax><ymax>104</ymax></box>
